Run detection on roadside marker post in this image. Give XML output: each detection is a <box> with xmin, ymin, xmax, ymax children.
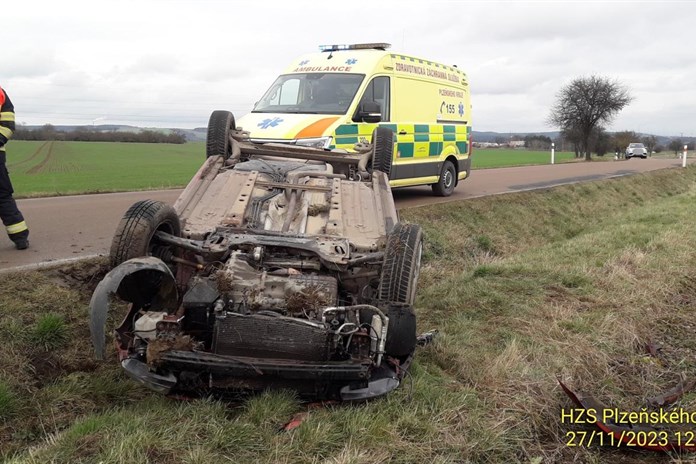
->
<box><xmin>683</xmin><ymin>145</ymin><xmax>688</xmax><ymax>168</ymax></box>
<box><xmin>551</xmin><ymin>143</ymin><xmax>555</xmax><ymax>165</ymax></box>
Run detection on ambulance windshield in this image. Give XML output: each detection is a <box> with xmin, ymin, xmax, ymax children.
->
<box><xmin>253</xmin><ymin>73</ymin><xmax>364</xmax><ymax>115</ymax></box>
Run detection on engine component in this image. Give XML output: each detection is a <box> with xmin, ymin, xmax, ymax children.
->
<box><xmin>134</xmin><ymin>311</ymin><xmax>167</xmax><ymax>341</ymax></box>
<box><xmin>156</xmin><ymin>314</ymin><xmax>183</xmax><ymax>338</ymax></box>
<box><xmin>183</xmin><ymin>277</ymin><xmax>220</xmax><ymax>310</ymax></box>
<box><xmin>370</xmin><ymin>314</ymin><xmax>382</xmax><ymax>354</ymax></box>
<box><xmin>217</xmin><ymin>252</ymin><xmax>337</xmax><ymax>314</ymax></box>
<box><xmin>213</xmin><ymin>312</ymin><xmax>332</xmax><ymax>361</ymax></box>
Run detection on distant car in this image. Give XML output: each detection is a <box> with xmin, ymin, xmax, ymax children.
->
<box><xmin>625</xmin><ymin>143</ymin><xmax>648</xmax><ymax>159</ymax></box>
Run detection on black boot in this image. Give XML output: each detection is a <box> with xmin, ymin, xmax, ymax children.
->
<box><xmin>10</xmin><ymin>230</ymin><xmax>29</xmax><ymax>250</ymax></box>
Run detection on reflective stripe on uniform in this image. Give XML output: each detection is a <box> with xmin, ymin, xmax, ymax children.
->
<box><xmin>6</xmin><ymin>221</ymin><xmax>28</xmax><ymax>234</ymax></box>
<box><xmin>0</xmin><ymin>126</ymin><xmax>12</xmax><ymax>138</ymax></box>
<box><xmin>0</xmin><ymin>111</ymin><xmax>15</xmax><ymax>122</ymax></box>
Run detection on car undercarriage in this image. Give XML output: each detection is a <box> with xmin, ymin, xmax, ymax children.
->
<box><xmin>89</xmin><ymin>111</ymin><xmax>423</xmax><ymax>401</ymax></box>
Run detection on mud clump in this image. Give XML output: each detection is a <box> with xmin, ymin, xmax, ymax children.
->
<box><xmin>49</xmin><ymin>257</ymin><xmax>110</xmax><ymax>294</ymax></box>
<box><xmin>286</xmin><ymin>285</ymin><xmax>330</xmax><ymax>315</ymax></box>
<box><xmin>307</xmin><ymin>204</ymin><xmax>331</xmax><ymax>216</ymax></box>
<box><xmin>146</xmin><ymin>335</ymin><xmax>196</xmax><ymax>366</ymax></box>
<box><xmin>215</xmin><ymin>271</ymin><xmax>235</xmax><ymax>294</ymax></box>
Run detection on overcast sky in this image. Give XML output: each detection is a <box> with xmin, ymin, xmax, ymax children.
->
<box><xmin>3</xmin><ymin>0</ymin><xmax>695</xmax><ymax>136</ymax></box>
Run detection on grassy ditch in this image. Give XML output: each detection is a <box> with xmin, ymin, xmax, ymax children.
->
<box><xmin>2</xmin><ymin>167</ymin><xmax>696</xmax><ymax>463</ymax></box>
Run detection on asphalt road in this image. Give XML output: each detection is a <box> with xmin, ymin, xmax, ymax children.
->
<box><xmin>1</xmin><ymin>157</ymin><xmax>690</xmax><ymax>271</ymax></box>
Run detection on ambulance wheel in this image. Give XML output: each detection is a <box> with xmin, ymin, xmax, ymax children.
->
<box><xmin>370</xmin><ymin>126</ymin><xmax>394</xmax><ymax>177</ymax></box>
<box><xmin>378</xmin><ymin>223</ymin><xmax>423</xmax><ymax>306</ymax></box>
<box><xmin>206</xmin><ymin>110</ymin><xmax>236</xmax><ymax>159</ymax></box>
<box><xmin>432</xmin><ymin>160</ymin><xmax>456</xmax><ymax>196</ymax></box>
<box><xmin>110</xmin><ymin>200</ymin><xmax>181</xmax><ymax>267</ymax></box>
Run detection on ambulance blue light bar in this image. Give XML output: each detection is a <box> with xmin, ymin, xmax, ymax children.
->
<box><xmin>319</xmin><ymin>43</ymin><xmax>391</xmax><ymax>52</ymax></box>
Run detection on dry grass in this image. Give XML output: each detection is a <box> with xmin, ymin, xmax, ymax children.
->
<box><xmin>404</xmin><ymin>167</ymin><xmax>696</xmax><ymax>463</ymax></box>
<box><xmin>2</xmin><ymin>166</ymin><xmax>696</xmax><ymax>463</ymax></box>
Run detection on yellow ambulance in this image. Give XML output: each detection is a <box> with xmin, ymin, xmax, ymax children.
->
<box><xmin>236</xmin><ymin>43</ymin><xmax>471</xmax><ymax>196</ymax></box>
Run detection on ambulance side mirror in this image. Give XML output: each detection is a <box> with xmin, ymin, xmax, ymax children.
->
<box><xmin>356</xmin><ymin>101</ymin><xmax>382</xmax><ymax>124</ymax></box>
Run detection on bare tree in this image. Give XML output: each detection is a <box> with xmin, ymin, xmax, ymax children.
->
<box><xmin>561</xmin><ymin>126</ymin><xmax>583</xmax><ymax>158</ymax></box>
<box><xmin>612</xmin><ymin>130</ymin><xmax>637</xmax><ymax>157</ymax></box>
<box><xmin>548</xmin><ymin>76</ymin><xmax>632</xmax><ymax>161</ymax></box>
<box><xmin>669</xmin><ymin>139</ymin><xmax>683</xmax><ymax>155</ymax></box>
<box><xmin>591</xmin><ymin>127</ymin><xmax>611</xmax><ymax>156</ymax></box>
<box><xmin>642</xmin><ymin>135</ymin><xmax>657</xmax><ymax>156</ymax></box>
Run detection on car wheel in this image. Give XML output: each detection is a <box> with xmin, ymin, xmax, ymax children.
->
<box><xmin>370</xmin><ymin>126</ymin><xmax>394</xmax><ymax>177</ymax></box>
<box><xmin>383</xmin><ymin>302</ymin><xmax>417</xmax><ymax>357</ymax></box>
<box><xmin>432</xmin><ymin>160</ymin><xmax>456</xmax><ymax>196</ymax></box>
<box><xmin>641</xmin><ymin>155</ymin><xmax>647</xmax><ymax>159</ymax></box>
<box><xmin>378</xmin><ymin>223</ymin><xmax>423</xmax><ymax>306</ymax></box>
<box><xmin>110</xmin><ymin>200</ymin><xmax>181</xmax><ymax>267</ymax></box>
<box><xmin>377</xmin><ymin>223</ymin><xmax>423</xmax><ymax>358</ymax></box>
<box><xmin>206</xmin><ymin>110</ymin><xmax>236</xmax><ymax>159</ymax></box>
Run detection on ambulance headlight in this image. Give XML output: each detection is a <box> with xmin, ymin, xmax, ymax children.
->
<box><xmin>295</xmin><ymin>137</ymin><xmax>332</xmax><ymax>149</ymax></box>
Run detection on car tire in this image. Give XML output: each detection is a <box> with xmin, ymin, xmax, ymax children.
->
<box><xmin>110</xmin><ymin>200</ymin><xmax>181</xmax><ymax>267</ymax></box>
<box><xmin>206</xmin><ymin>110</ymin><xmax>236</xmax><ymax>159</ymax></box>
<box><xmin>641</xmin><ymin>155</ymin><xmax>647</xmax><ymax>159</ymax></box>
<box><xmin>378</xmin><ymin>223</ymin><xmax>422</xmax><ymax>357</ymax></box>
<box><xmin>370</xmin><ymin>126</ymin><xmax>394</xmax><ymax>177</ymax></box>
<box><xmin>383</xmin><ymin>302</ymin><xmax>417</xmax><ymax>357</ymax></box>
<box><xmin>378</xmin><ymin>223</ymin><xmax>423</xmax><ymax>306</ymax></box>
<box><xmin>432</xmin><ymin>160</ymin><xmax>456</xmax><ymax>196</ymax></box>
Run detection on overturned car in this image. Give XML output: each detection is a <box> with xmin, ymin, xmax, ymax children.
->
<box><xmin>89</xmin><ymin>111</ymin><xmax>423</xmax><ymax>401</ymax></box>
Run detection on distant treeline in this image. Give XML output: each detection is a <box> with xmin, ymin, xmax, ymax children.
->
<box><xmin>14</xmin><ymin>124</ymin><xmax>187</xmax><ymax>144</ymax></box>
<box><xmin>523</xmin><ymin>134</ymin><xmax>553</xmax><ymax>150</ymax></box>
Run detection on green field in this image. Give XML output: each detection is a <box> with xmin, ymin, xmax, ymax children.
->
<box><xmin>471</xmin><ymin>148</ymin><xmax>575</xmax><ymax>168</ymax></box>
<box><xmin>7</xmin><ymin>141</ymin><xmax>203</xmax><ymax>198</ymax></box>
<box><xmin>6</xmin><ymin>141</ymin><xmax>575</xmax><ymax>197</ymax></box>
<box><xmin>2</xmin><ymin>166</ymin><xmax>696</xmax><ymax>463</ymax></box>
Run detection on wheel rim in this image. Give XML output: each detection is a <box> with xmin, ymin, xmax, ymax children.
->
<box><xmin>147</xmin><ymin>221</ymin><xmax>177</xmax><ymax>257</ymax></box>
<box><xmin>443</xmin><ymin>169</ymin><xmax>453</xmax><ymax>189</ymax></box>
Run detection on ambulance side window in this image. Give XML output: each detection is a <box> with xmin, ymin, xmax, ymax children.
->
<box><xmin>356</xmin><ymin>76</ymin><xmax>390</xmax><ymax>121</ymax></box>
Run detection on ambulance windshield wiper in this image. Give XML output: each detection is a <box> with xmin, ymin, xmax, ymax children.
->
<box><xmin>251</xmin><ymin>110</ymin><xmax>320</xmax><ymax>114</ymax></box>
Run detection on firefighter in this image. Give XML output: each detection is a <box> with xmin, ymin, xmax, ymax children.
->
<box><xmin>0</xmin><ymin>85</ymin><xmax>29</xmax><ymax>249</ymax></box>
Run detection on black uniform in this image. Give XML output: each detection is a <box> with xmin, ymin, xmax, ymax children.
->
<box><xmin>0</xmin><ymin>86</ymin><xmax>29</xmax><ymax>249</ymax></box>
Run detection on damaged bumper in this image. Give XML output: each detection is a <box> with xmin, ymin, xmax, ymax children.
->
<box><xmin>122</xmin><ymin>358</ymin><xmax>177</xmax><ymax>395</ymax></box>
<box><xmin>158</xmin><ymin>350</ymin><xmax>371</xmax><ymax>381</ymax></box>
<box><xmin>123</xmin><ymin>351</ymin><xmax>400</xmax><ymax>401</ymax></box>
